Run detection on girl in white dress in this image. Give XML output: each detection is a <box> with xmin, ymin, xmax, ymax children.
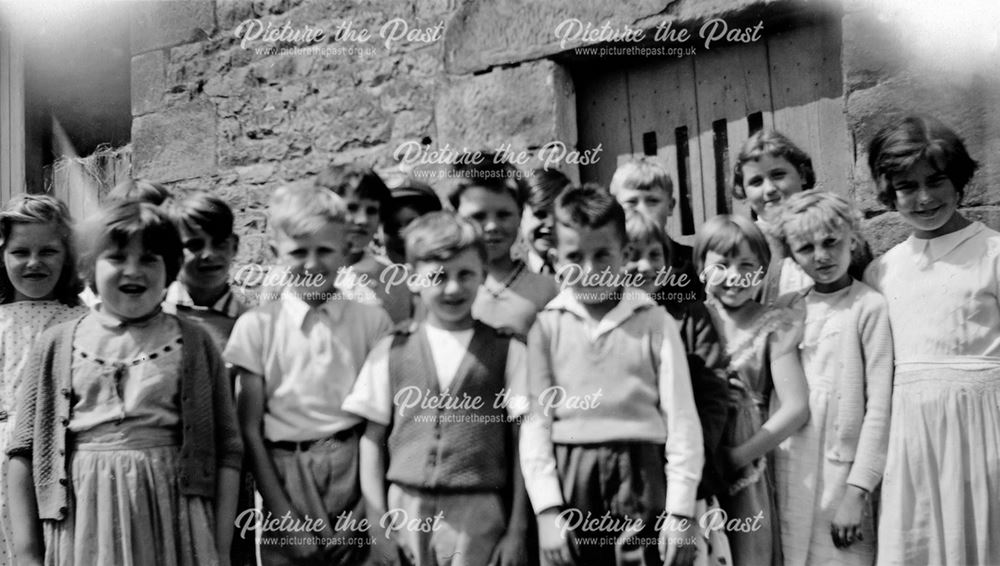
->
<box><xmin>864</xmin><ymin>115</ymin><xmax>1000</xmax><ymax>565</ymax></box>
<box><xmin>772</xmin><ymin>190</ymin><xmax>894</xmax><ymax>565</ymax></box>
<box><xmin>0</xmin><ymin>195</ymin><xmax>87</xmax><ymax>565</ymax></box>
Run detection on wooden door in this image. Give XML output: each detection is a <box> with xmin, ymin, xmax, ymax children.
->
<box><xmin>577</xmin><ymin>19</ymin><xmax>850</xmax><ymax>247</ymax></box>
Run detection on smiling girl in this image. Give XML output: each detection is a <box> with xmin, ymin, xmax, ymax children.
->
<box><xmin>864</xmin><ymin>115</ymin><xmax>1000</xmax><ymax>565</ymax></box>
<box><xmin>6</xmin><ymin>201</ymin><xmax>241</xmax><ymax>566</ymax></box>
<box><xmin>0</xmin><ymin>195</ymin><xmax>86</xmax><ymax>564</ymax></box>
<box><xmin>694</xmin><ymin>214</ymin><xmax>810</xmax><ymax>566</ymax></box>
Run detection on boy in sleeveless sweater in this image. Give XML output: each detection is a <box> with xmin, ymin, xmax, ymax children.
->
<box><xmin>517</xmin><ymin>185</ymin><xmax>703</xmax><ymax>566</ymax></box>
<box><xmin>344</xmin><ymin>211</ymin><xmax>529</xmax><ymax>566</ymax></box>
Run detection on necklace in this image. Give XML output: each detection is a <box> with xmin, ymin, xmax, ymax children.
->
<box><xmin>485</xmin><ymin>261</ymin><xmax>526</xmax><ymax>299</ymax></box>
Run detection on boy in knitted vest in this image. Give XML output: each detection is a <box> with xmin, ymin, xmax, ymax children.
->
<box><xmin>344</xmin><ymin>211</ymin><xmax>529</xmax><ymax>566</ymax></box>
<box><xmin>518</xmin><ymin>185</ymin><xmax>704</xmax><ymax>566</ymax></box>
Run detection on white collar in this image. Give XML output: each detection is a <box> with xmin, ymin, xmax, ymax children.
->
<box><xmin>281</xmin><ymin>290</ymin><xmax>349</xmax><ymax>329</ymax></box>
<box><xmin>545</xmin><ymin>287</ymin><xmax>657</xmax><ymax>338</ymax></box>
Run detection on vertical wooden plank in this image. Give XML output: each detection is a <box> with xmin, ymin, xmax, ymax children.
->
<box><xmin>767</xmin><ymin>19</ymin><xmax>850</xmax><ymax>197</ymax></box>
<box><xmin>576</xmin><ymin>68</ymin><xmax>632</xmax><ymax>187</ymax></box>
<box><xmin>625</xmin><ymin>56</ymin><xmax>699</xmax><ymax>244</ymax></box>
<box><xmin>694</xmin><ymin>41</ymin><xmax>773</xmax><ymax>223</ymax></box>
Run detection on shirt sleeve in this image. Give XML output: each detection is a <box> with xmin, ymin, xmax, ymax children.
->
<box><xmin>504</xmin><ymin>338</ymin><xmax>530</xmax><ymax>418</ymax></box>
<box><xmin>659</xmin><ymin>313</ymin><xmax>704</xmax><ymax>517</ymax></box>
<box><xmin>369</xmin><ymin>307</ymin><xmax>394</xmax><ymax>344</ymax></box>
<box><xmin>519</xmin><ymin>318</ymin><xmax>565</xmax><ymax>514</ymax></box>
<box><xmin>342</xmin><ymin>335</ymin><xmax>394</xmax><ymax>426</ymax></box>
<box><xmin>223</xmin><ymin>311</ymin><xmax>265</xmax><ymax>375</ymax></box>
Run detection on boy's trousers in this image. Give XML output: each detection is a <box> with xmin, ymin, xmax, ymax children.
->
<box><xmin>541</xmin><ymin>442</ymin><xmax>667</xmax><ymax>566</ymax></box>
<box><xmin>387</xmin><ymin>483</ymin><xmax>506</xmax><ymax>566</ymax></box>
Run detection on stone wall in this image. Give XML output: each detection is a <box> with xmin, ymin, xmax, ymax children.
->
<box><xmin>129</xmin><ymin>0</ymin><xmax>1000</xmax><ymax>277</ymax></box>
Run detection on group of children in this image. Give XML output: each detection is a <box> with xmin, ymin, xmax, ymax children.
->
<box><xmin>0</xmin><ymin>112</ymin><xmax>995</xmax><ymax>566</ymax></box>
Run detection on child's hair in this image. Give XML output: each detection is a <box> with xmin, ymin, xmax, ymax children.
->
<box><xmin>693</xmin><ymin>214</ymin><xmax>771</xmax><ymax>273</ymax></box>
<box><xmin>553</xmin><ymin>184</ymin><xmax>627</xmax><ymax>245</ymax></box>
<box><xmin>106</xmin><ymin>178</ymin><xmax>173</xmax><ymax>206</ymax></box>
<box><xmin>625</xmin><ymin>209</ymin><xmax>672</xmax><ymax>260</ymax></box>
<box><xmin>446</xmin><ymin>153</ymin><xmax>527</xmax><ymax>209</ymax></box>
<box><xmin>732</xmin><ymin>130</ymin><xmax>816</xmax><ymax>199</ymax></box>
<box><xmin>775</xmin><ymin>190</ymin><xmax>863</xmax><ymax>253</ymax></box>
<box><xmin>269</xmin><ymin>184</ymin><xmax>349</xmax><ymax>240</ymax></box>
<box><xmin>315</xmin><ymin>164</ymin><xmax>393</xmax><ymax>222</ymax></box>
<box><xmin>523</xmin><ymin>169</ymin><xmax>571</xmax><ymax>213</ymax></box>
<box><xmin>388</xmin><ymin>177</ymin><xmax>443</xmax><ymax>216</ymax></box>
<box><xmin>403</xmin><ymin>211</ymin><xmax>487</xmax><ymax>265</ymax></box>
<box><xmin>867</xmin><ymin>115</ymin><xmax>978</xmax><ymax>208</ymax></box>
<box><xmin>0</xmin><ymin>194</ymin><xmax>82</xmax><ymax>305</ymax></box>
<box><xmin>77</xmin><ymin>201</ymin><xmax>183</xmax><ymax>291</ymax></box>
<box><xmin>166</xmin><ymin>191</ymin><xmax>236</xmax><ymax>242</ymax></box>
<box><xmin>609</xmin><ymin>157</ymin><xmax>674</xmax><ymax>198</ymax></box>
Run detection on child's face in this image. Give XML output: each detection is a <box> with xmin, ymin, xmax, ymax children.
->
<box><xmin>890</xmin><ymin>159</ymin><xmax>962</xmax><ymax>238</ymax></box>
<box><xmin>615</xmin><ymin>186</ymin><xmax>674</xmax><ymax>228</ymax></box>
<box><xmin>521</xmin><ymin>204</ymin><xmax>555</xmax><ymax>257</ymax></box>
<box><xmin>3</xmin><ymin>222</ymin><xmax>66</xmax><ymax>302</ymax></box>
<box><xmin>271</xmin><ymin>221</ymin><xmax>350</xmax><ymax>303</ymax></box>
<box><xmin>342</xmin><ymin>191</ymin><xmax>381</xmax><ymax>261</ymax></box>
<box><xmin>786</xmin><ymin>227</ymin><xmax>853</xmax><ymax>293</ymax></box>
<box><xmin>741</xmin><ymin>154</ymin><xmax>806</xmax><ymax>221</ymax></box>
<box><xmin>456</xmin><ymin>186</ymin><xmax>520</xmax><ymax>264</ymax></box>
<box><xmin>702</xmin><ymin>240</ymin><xmax>762</xmax><ymax>308</ymax></box>
<box><xmin>177</xmin><ymin>224</ymin><xmax>237</xmax><ymax>293</ymax></box>
<box><xmin>95</xmin><ymin>235</ymin><xmax>167</xmax><ymax>320</ymax></box>
<box><xmin>554</xmin><ymin>222</ymin><xmax>626</xmax><ymax>304</ymax></box>
<box><xmin>626</xmin><ymin>237</ymin><xmax>667</xmax><ymax>294</ymax></box>
<box><xmin>411</xmin><ymin>248</ymin><xmax>484</xmax><ymax>330</ymax></box>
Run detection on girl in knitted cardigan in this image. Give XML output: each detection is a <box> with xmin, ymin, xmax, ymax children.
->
<box><xmin>6</xmin><ymin>201</ymin><xmax>242</xmax><ymax>566</ymax></box>
<box><xmin>0</xmin><ymin>195</ymin><xmax>87</xmax><ymax>566</ymax></box>
<box><xmin>771</xmin><ymin>190</ymin><xmax>893</xmax><ymax>565</ymax></box>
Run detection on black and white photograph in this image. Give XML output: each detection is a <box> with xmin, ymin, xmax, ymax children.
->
<box><xmin>0</xmin><ymin>0</ymin><xmax>998</xmax><ymax>564</ymax></box>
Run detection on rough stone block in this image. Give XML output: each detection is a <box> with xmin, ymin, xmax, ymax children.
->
<box><xmin>131</xmin><ymin>50</ymin><xmax>167</xmax><ymax>116</ymax></box>
<box><xmin>444</xmin><ymin>0</ymin><xmax>781</xmax><ymax>73</ymax></box>
<box><xmin>860</xmin><ymin>211</ymin><xmax>910</xmax><ymax>256</ymax></box>
<box><xmin>133</xmin><ymin>101</ymin><xmax>217</xmax><ymax>182</ymax></box>
<box><xmin>132</xmin><ymin>1</ymin><xmax>216</xmax><ymax>54</ymax></box>
<box><xmin>435</xmin><ymin>60</ymin><xmax>576</xmax><ymax>154</ymax></box>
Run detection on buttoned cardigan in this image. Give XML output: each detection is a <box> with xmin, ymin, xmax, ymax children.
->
<box><xmin>7</xmin><ymin>314</ymin><xmax>244</xmax><ymax>521</ymax></box>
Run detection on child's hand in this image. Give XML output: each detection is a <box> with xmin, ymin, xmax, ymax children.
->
<box><xmin>538</xmin><ymin>509</ymin><xmax>576</xmax><ymax>566</ymax></box>
<box><xmin>369</xmin><ymin>524</ymin><xmax>404</xmax><ymax>566</ymax></box>
<box><xmin>831</xmin><ymin>485</ymin><xmax>867</xmax><ymax>548</ymax></box>
<box><xmin>489</xmin><ymin>530</ymin><xmax>528</xmax><ymax>566</ymax></box>
<box><xmin>660</xmin><ymin>514</ymin><xmax>698</xmax><ymax>566</ymax></box>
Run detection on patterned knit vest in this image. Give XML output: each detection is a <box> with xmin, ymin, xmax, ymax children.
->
<box><xmin>386</xmin><ymin>321</ymin><xmax>510</xmax><ymax>491</ymax></box>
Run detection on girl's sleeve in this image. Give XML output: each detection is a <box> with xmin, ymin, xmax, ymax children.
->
<box><xmin>6</xmin><ymin>341</ymin><xmax>46</xmax><ymax>457</ymax></box>
<box><xmin>207</xmin><ymin>332</ymin><xmax>244</xmax><ymax>470</ymax></box>
<box><xmin>768</xmin><ymin>306</ymin><xmax>806</xmax><ymax>361</ymax></box>
<box><xmin>847</xmin><ymin>293</ymin><xmax>895</xmax><ymax>492</ymax></box>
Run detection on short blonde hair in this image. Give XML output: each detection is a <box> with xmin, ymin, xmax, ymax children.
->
<box><xmin>609</xmin><ymin>158</ymin><xmax>673</xmax><ymax>198</ymax></box>
<box><xmin>775</xmin><ymin>190</ymin><xmax>862</xmax><ymax>254</ymax></box>
<box><xmin>268</xmin><ymin>184</ymin><xmax>348</xmax><ymax>239</ymax></box>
